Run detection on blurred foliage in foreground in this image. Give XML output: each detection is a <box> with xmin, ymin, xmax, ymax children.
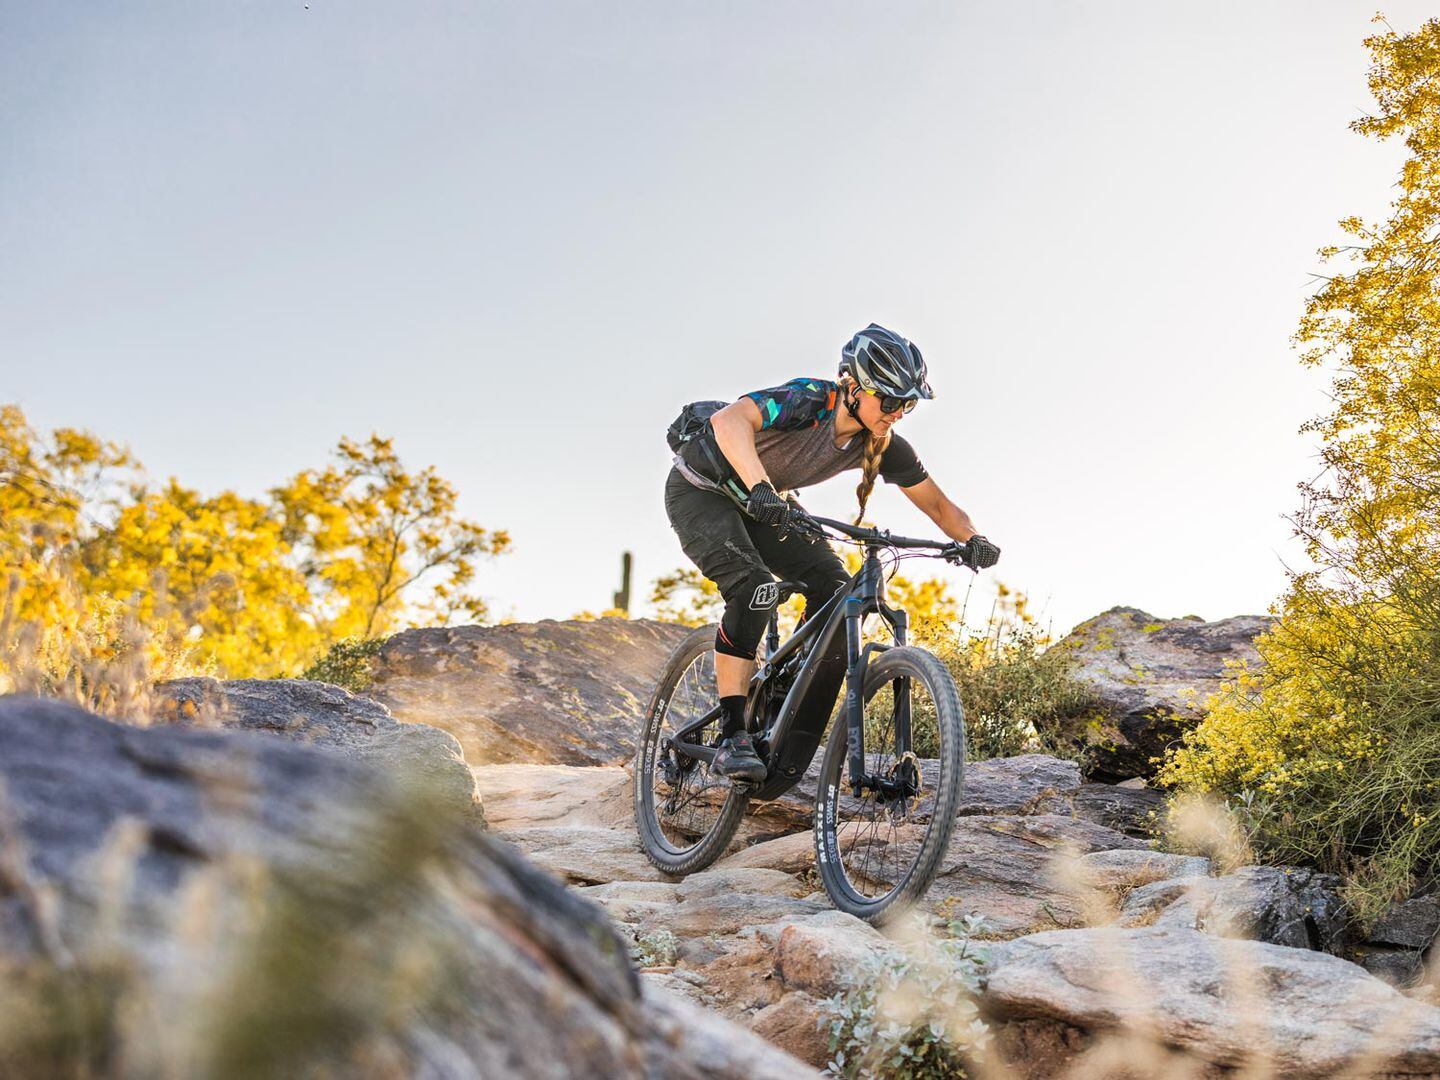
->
<box><xmin>1159</xmin><ymin>16</ymin><xmax>1440</xmax><ymax>924</ymax></box>
<box><xmin>0</xmin><ymin>771</ymin><xmax>473</xmax><ymax>1078</ymax></box>
<box><xmin>1</xmin><ymin>405</ymin><xmax>508</xmax><ymax>701</ymax></box>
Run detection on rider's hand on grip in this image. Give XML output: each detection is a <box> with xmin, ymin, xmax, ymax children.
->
<box><xmin>745</xmin><ymin>481</ymin><xmax>788</xmax><ymax>528</ymax></box>
<box><xmin>962</xmin><ymin>535</ymin><xmax>1000</xmax><ymax>570</ymax></box>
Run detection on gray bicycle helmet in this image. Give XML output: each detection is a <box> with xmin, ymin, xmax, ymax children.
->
<box><xmin>838</xmin><ymin>323</ymin><xmax>934</xmax><ymax>401</ymax></box>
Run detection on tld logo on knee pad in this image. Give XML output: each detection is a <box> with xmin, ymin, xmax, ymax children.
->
<box><xmin>749</xmin><ymin>582</ymin><xmax>779</xmax><ymax>610</ymax></box>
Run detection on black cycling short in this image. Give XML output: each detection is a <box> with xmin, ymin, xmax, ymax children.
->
<box><xmin>664</xmin><ymin>468</ymin><xmax>847</xmax><ymax>659</ymax></box>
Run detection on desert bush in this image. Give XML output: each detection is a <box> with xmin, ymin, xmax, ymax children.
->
<box><xmin>300</xmin><ymin>637</ymin><xmax>386</xmax><ymax>693</ymax></box>
<box><xmin>922</xmin><ymin>618</ymin><xmax>1096</xmax><ymax>760</ymax></box>
<box><xmin>867</xmin><ymin>584</ymin><xmax>1095</xmax><ymax>761</ymax></box>
<box><xmin>0</xmin><ymin>568</ymin><xmax>207</xmax><ymax>721</ymax></box>
<box><xmin>630</xmin><ymin>928</ymin><xmax>679</xmax><ymax>968</ymax></box>
<box><xmin>1160</xmin><ymin>586</ymin><xmax>1440</xmax><ymax>921</ymax></box>
<box><xmin>818</xmin><ymin>914</ymin><xmax>991</xmax><ymax>1079</ymax></box>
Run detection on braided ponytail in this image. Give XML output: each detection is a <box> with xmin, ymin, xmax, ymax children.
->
<box><xmin>854</xmin><ymin>428</ymin><xmax>890</xmax><ymax>525</ymax></box>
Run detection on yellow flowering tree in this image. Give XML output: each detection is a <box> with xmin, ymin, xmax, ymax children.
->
<box><xmin>84</xmin><ymin>482</ymin><xmax>322</xmax><ymax>678</ymax></box>
<box><xmin>1160</xmin><ymin>16</ymin><xmax>1440</xmax><ymax>919</ymax></box>
<box><xmin>271</xmin><ymin>435</ymin><xmax>511</xmax><ymax>641</ymax></box>
<box><xmin>1</xmin><ymin>407</ymin><xmax>509</xmax><ymax>690</ymax></box>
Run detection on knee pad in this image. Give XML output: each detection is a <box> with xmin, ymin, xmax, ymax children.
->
<box><xmin>715</xmin><ymin>573</ymin><xmax>780</xmax><ymax>659</ymax></box>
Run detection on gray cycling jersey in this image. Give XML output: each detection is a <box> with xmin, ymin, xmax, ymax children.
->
<box><xmin>674</xmin><ymin>376</ymin><xmax>927</xmax><ymax>500</ymax></box>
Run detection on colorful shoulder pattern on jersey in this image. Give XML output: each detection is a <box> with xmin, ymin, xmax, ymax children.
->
<box><xmin>743</xmin><ymin>377</ymin><xmax>838</xmax><ymax>431</ymax></box>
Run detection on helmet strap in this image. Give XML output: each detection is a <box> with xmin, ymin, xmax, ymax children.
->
<box><xmin>841</xmin><ymin>380</ymin><xmax>862</xmax><ymax>422</ymax></box>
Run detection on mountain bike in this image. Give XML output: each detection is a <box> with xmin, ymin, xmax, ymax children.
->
<box><xmin>634</xmin><ymin>515</ymin><xmax>972</xmax><ymax>924</ymax></box>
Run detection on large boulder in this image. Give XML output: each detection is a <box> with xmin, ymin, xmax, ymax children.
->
<box><xmin>982</xmin><ymin>926</ymin><xmax>1440</xmax><ymax>1076</ymax></box>
<box><xmin>1049</xmin><ymin>607</ymin><xmax>1272</xmax><ymax>782</ymax></box>
<box><xmin>0</xmin><ymin>695</ymin><xmax>816</xmax><ymax>1078</ymax></box>
<box><xmin>370</xmin><ymin>618</ymin><xmax>690</xmax><ymax>767</ymax></box>
<box><xmin>153</xmin><ymin>676</ymin><xmax>483</xmax><ymax>826</ymax></box>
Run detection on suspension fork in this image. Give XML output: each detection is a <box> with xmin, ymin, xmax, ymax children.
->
<box><xmin>843</xmin><ymin>549</ymin><xmax>890</xmax><ymax>793</ymax></box>
<box><xmin>843</xmin><ymin>595</ymin><xmax>866</xmax><ymax>792</ymax></box>
<box><xmin>884</xmin><ymin>603</ymin><xmax>911</xmax><ymax>756</ymax></box>
<box><xmin>843</xmin><ymin>583</ymin><xmax>915</xmax><ymax>793</ymax></box>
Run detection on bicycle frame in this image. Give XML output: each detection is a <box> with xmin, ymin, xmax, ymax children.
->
<box><xmin>670</xmin><ymin>534</ymin><xmax>921</xmax><ymax>801</ymax></box>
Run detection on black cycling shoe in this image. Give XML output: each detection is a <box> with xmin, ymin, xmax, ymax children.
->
<box><xmin>710</xmin><ymin>733</ymin><xmax>767</xmax><ymax>783</ymax></box>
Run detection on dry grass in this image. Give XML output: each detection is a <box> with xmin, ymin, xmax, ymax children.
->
<box><xmin>0</xmin><ymin>569</ymin><xmax>208</xmax><ymax>724</ymax></box>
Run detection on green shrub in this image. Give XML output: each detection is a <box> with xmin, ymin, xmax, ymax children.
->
<box><xmin>818</xmin><ymin>915</ymin><xmax>991</xmax><ymax>1079</ymax></box>
<box><xmin>300</xmin><ymin>637</ymin><xmax>385</xmax><ymax>692</ymax></box>
<box><xmin>868</xmin><ymin>620</ymin><xmax>1096</xmax><ymax>761</ymax></box>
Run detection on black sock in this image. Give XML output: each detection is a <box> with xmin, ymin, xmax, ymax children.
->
<box><xmin>719</xmin><ymin>695</ymin><xmax>747</xmax><ymax>739</ymax></box>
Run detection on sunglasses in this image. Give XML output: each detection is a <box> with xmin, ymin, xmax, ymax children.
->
<box><xmin>864</xmin><ymin>388</ymin><xmax>918</xmax><ymax>415</ymax></box>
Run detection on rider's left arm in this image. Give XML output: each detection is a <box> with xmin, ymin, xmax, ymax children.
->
<box><xmin>900</xmin><ymin>478</ymin><xmax>978</xmax><ymax>543</ymax></box>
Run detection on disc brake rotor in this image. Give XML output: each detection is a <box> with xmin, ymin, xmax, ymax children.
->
<box><xmin>886</xmin><ymin>750</ymin><xmax>924</xmax><ymax>814</ymax></box>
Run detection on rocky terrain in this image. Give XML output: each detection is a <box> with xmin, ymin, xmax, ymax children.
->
<box><xmin>364</xmin><ymin>607</ymin><xmax>1269</xmax><ymax>783</ymax></box>
<box><xmin>5</xmin><ymin>607</ymin><xmax>1440</xmax><ymax>1078</ymax></box>
<box><xmin>475</xmin><ymin>755</ymin><xmax>1440</xmax><ymax>1076</ymax></box>
<box><xmin>0</xmin><ymin>693</ymin><xmax>811</xmax><ymax>1078</ymax></box>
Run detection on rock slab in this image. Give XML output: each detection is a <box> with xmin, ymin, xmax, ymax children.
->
<box><xmin>154</xmin><ymin>676</ymin><xmax>484</xmax><ymax>826</ymax></box>
<box><xmin>371</xmin><ymin>617</ymin><xmax>689</xmax><ymax>767</ymax></box>
<box><xmin>983</xmin><ymin>926</ymin><xmax>1440</xmax><ymax>1075</ymax></box>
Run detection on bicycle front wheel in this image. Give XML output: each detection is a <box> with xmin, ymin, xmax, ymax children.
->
<box><xmin>634</xmin><ymin>624</ymin><xmax>749</xmax><ymax>875</ymax></box>
<box><xmin>813</xmin><ymin>645</ymin><xmax>965</xmax><ymax>924</ymax></box>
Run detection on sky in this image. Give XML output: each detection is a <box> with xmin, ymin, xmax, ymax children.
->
<box><xmin>2</xmin><ymin>2</ymin><xmax>1432</xmax><ymax>639</ymax></box>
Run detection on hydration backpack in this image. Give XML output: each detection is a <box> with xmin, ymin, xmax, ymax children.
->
<box><xmin>666</xmin><ymin>399</ymin><xmax>750</xmax><ymax>504</ymax></box>
<box><xmin>665</xmin><ymin>399</ymin><xmax>729</xmax><ymax>453</ymax></box>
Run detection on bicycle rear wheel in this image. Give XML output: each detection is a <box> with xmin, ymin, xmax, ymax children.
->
<box><xmin>813</xmin><ymin>646</ymin><xmax>965</xmax><ymax>924</ymax></box>
<box><xmin>634</xmin><ymin>624</ymin><xmax>749</xmax><ymax>875</ymax></box>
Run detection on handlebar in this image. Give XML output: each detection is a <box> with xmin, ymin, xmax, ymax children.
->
<box><xmin>808</xmin><ymin>515</ymin><xmax>954</xmax><ymax>553</ymax></box>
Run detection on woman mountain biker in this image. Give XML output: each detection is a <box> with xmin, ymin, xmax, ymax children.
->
<box><xmin>664</xmin><ymin>323</ymin><xmax>1001</xmax><ymax>781</ymax></box>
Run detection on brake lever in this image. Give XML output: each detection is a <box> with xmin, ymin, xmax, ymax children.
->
<box><xmin>941</xmin><ymin>541</ymin><xmax>972</xmax><ymax>570</ymax></box>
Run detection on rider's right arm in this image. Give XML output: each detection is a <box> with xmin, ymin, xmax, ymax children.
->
<box><xmin>711</xmin><ymin>398</ymin><xmax>770</xmax><ymax>491</ymax></box>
